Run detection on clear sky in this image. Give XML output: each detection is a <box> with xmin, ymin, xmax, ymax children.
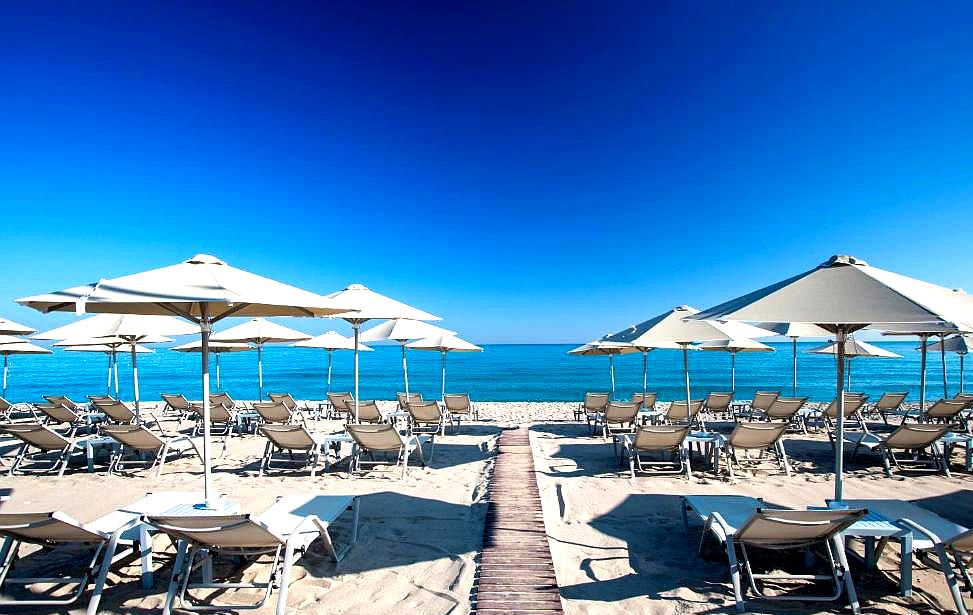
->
<box><xmin>3</xmin><ymin>2</ymin><xmax>973</xmax><ymax>343</ymax></box>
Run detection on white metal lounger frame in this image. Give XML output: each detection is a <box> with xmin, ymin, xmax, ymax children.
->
<box><xmin>848</xmin><ymin>423</ymin><xmax>954</xmax><ymax>478</ymax></box>
<box><xmin>101</xmin><ymin>426</ymin><xmax>201</xmax><ymax>477</ymax></box>
<box><xmin>257</xmin><ymin>425</ymin><xmax>322</xmax><ymax>478</ymax></box>
<box><xmin>616</xmin><ymin>426</ymin><xmax>691</xmax><ymax>479</ymax></box>
<box><xmin>897</xmin><ymin>520</ymin><xmax>973</xmax><ymax>615</ymax></box>
<box><xmin>1</xmin><ymin>424</ymin><xmax>88</xmax><ymax>478</ymax></box>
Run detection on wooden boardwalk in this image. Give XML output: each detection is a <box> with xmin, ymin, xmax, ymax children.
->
<box><xmin>473</xmin><ymin>427</ymin><xmax>563</xmax><ymax>614</ymax></box>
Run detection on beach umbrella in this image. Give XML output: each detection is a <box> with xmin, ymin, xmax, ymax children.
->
<box><xmin>619</xmin><ymin>341</ymin><xmax>683</xmax><ymax>409</ymax></box>
<box><xmin>809</xmin><ymin>337</ymin><xmax>902</xmax><ymax>389</ymax></box>
<box><xmin>926</xmin><ymin>334</ymin><xmax>973</xmax><ymax>394</ymax></box>
<box><xmin>34</xmin><ymin>315</ymin><xmax>193</xmax><ymax>416</ymax></box>
<box><xmin>756</xmin><ymin>322</ymin><xmax>831</xmax><ymax>396</ymax></box>
<box><xmin>692</xmin><ymin>254</ymin><xmax>973</xmax><ymax>501</ymax></box>
<box><xmin>698</xmin><ymin>338</ymin><xmax>774</xmax><ymax>391</ymax></box>
<box><xmin>17</xmin><ymin>253</ymin><xmax>354</xmax><ymax>507</ymax></box>
<box><xmin>323</xmin><ymin>284</ymin><xmax>440</xmax><ymax>422</ymax></box>
<box><xmin>56</xmin><ymin>336</ymin><xmax>169</xmax><ymax>397</ymax></box>
<box><xmin>568</xmin><ymin>340</ymin><xmax>638</xmax><ymax>399</ymax></box>
<box><xmin>0</xmin><ymin>340</ymin><xmax>52</xmax><ymax>398</ymax></box>
<box><xmin>406</xmin><ymin>335</ymin><xmax>483</xmax><ymax>399</ymax></box>
<box><xmin>211</xmin><ymin>318</ymin><xmax>310</xmax><ymax>400</ymax></box>
<box><xmin>882</xmin><ymin>319</ymin><xmax>971</xmax><ymax>409</ymax></box>
<box><xmin>171</xmin><ymin>340</ymin><xmax>253</xmax><ymax>390</ymax></box>
<box><xmin>604</xmin><ymin>306</ymin><xmax>773</xmax><ymax>421</ymax></box>
<box><xmin>64</xmin><ymin>343</ymin><xmax>153</xmax><ymax>396</ymax></box>
<box><xmin>0</xmin><ymin>317</ymin><xmax>36</xmax><ymax>336</ymax></box>
<box><xmin>359</xmin><ymin>317</ymin><xmax>455</xmax><ymax>401</ymax></box>
<box><xmin>292</xmin><ymin>331</ymin><xmax>372</xmax><ymax>395</ymax></box>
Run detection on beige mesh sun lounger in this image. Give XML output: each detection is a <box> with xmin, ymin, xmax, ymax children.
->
<box><xmin>631</xmin><ymin>391</ymin><xmax>657</xmax><ymax>411</ymax></box>
<box><xmin>682</xmin><ymin>495</ymin><xmax>865</xmax><ymax>614</ymax></box>
<box><xmin>821</xmin><ymin>394</ymin><xmax>870</xmax><ymax>437</ymax></box>
<box><xmin>43</xmin><ymin>395</ymin><xmax>86</xmax><ymax>413</ymax></box>
<box><xmin>0</xmin><ymin>423</ymin><xmax>88</xmax><ymax>477</ymax></box>
<box><xmin>869</xmin><ymin>392</ymin><xmax>909</xmax><ymax>424</ymax></box>
<box><xmin>397</xmin><ymin>391</ymin><xmax>423</xmax><ymax>412</ymax></box>
<box><xmin>664</xmin><ymin>400</ymin><xmax>705</xmax><ymax>430</ymax></box>
<box><xmin>353</xmin><ymin>400</ymin><xmax>385</xmax><ymax>424</ymax></box>
<box><xmin>763</xmin><ymin>396</ymin><xmax>809</xmax><ymax>433</ymax></box>
<box><xmin>146</xmin><ymin>494</ymin><xmax>359</xmax><ymax>615</ymax></box>
<box><xmin>161</xmin><ymin>393</ymin><xmax>194</xmax><ymax>418</ymax></box>
<box><xmin>443</xmin><ymin>393</ymin><xmax>478</xmax><ymax>423</ymax></box>
<box><xmin>258</xmin><ymin>424</ymin><xmax>324</xmax><ymax>478</ymax></box>
<box><xmin>722</xmin><ymin>422</ymin><xmax>792</xmax><ymax>478</ymax></box>
<box><xmin>345</xmin><ymin>423</ymin><xmax>430</xmax><ymax>479</ymax></box>
<box><xmin>616</xmin><ymin>425</ymin><xmax>691</xmax><ymax>478</ymax></box>
<box><xmin>576</xmin><ymin>392</ymin><xmax>609</xmax><ymax>421</ymax></box>
<box><xmin>32</xmin><ymin>403</ymin><xmax>98</xmax><ymax>437</ymax></box>
<box><xmin>906</xmin><ymin>399</ymin><xmax>967</xmax><ymax>424</ymax></box>
<box><xmin>588</xmin><ymin>401</ymin><xmax>640</xmax><ymax>439</ymax></box>
<box><xmin>326</xmin><ymin>392</ymin><xmax>353</xmax><ymax>418</ymax></box>
<box><xmin>408</xmin><ymin>401</ymin><xmax>450</xmax><ymax>436</ymax></box>
<box><xmin>267</xmin><ymin>392</ymin><xmax>306</xmax><ymax>413</ymax></box>
<box><xmin>847</xmin><ymin>422</ymin><xmax>955</xmax><ymax>477</ymax></box>
<box><xmin>99</xmin><ymin>424</ymin><xmax>202</xmax><ymax>476</ymax></box>
<box><xmin>252</xmin><ymin>400</ymin><xmax>304</xmax><ymax>426</ymax></box>
<box><xmin>92</xmin><ymin>398</ymin><xmax>164</xmax><ymax>431</ymax></box>
<box><xmin>703</xmin><ymin>392</ymin><xmax>734</xmax><ymax>419</ymax></box>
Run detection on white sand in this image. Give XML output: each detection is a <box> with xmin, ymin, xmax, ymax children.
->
<box><xmin>1</xmin><ymin>400</ymin><xmax>971</xmax><ymax>614</ymax></box>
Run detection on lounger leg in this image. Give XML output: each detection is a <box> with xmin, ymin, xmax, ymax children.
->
<box><xmin>881</xmin><ymin>449</ymin><xmax>894</xmax><ymax>477</ymax></box>
<box><xmin>724</xmin><ymin>537</ymin><xmax>746</xmax><ymax>613</ymax></box>
<box><xmin>156</xmin><ymin>443</ymin><xmax>171</xmax><ymax>477</ymax></box>
<box><xmin>276</xmin><ymin>541</ymin><xmax>298</xmax><ymax>615</ymax></box>
<box><xmin>778</xmin><ymin>441</ymin><xmax>792</xmax><ymax>477</ymax></box>
<box><xmin>683</xmin><ymin>446</ymin><xmax>692</xmax><ymax>480</ymax></box>
<box><xmin>0</xmin><ymin>538</ymin><xmax>18</xmax><ymax>589</ymax></box>
<box><xmin>86</xmin><ymin>530</ymin><xmax>124</xmax><ymax>615</ymax></box>
<box><xmin>57</xmin><ymin>445</ymin><xmax>73</xmax><ymax>478</ymax></box>
<box><xmin>162</xmin><ymin>541</ymin><xmax>188</xmax><ymax>615</ymax></box>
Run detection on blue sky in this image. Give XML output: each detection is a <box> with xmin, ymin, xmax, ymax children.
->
<box><xmin>2</xmin><ymin>2</ymin><xmax>973</xmax><ymax>343</ymax></box>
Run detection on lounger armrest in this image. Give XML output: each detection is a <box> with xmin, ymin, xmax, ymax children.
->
<box><xmin>708</xmin><ymin>511</ymin><xmax>734</xmax><ymax>539</ymax></box>
<box><xmin>898</xmin><ymin>518</ymin><xmax>945</xmax><ymax>545</ymax></box>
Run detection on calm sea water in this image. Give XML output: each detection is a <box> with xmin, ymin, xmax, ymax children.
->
<box><xmin>1</xmin><ymin>342</ymin><xmax>966</xmax><ymax>404</ymax></box>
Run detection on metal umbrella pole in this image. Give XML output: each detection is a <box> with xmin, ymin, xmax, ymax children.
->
<box><xmin>257</xmin><ymin>343</ymin><xmax>264</xmax><ymax>400</ymax></box>
<box><xmin>401</xmin><ymin>342</ymin><xmax>410</xmax><ymax>399</ymax></box>
<box><xmin>961</xmin><ymin>353</ymin><xmax>967</xmax><ymax>394</ymax></box>
<box><xmin>130</xmin><ymin>340</ymin><xmax>141</xmax><ymax>419</ymax></box>
<box><xmin>200</xmin><ymin>306</ymin><xmax>213</xmax><ymax>506</ymax></box>
<box><xmin>835</xmin><ymin>325</ymin><xmax>847</xmax><ymax>501</ymax></box>
<box><xmin>105</xmin><ymin>351</ymin><xmax>112</xmax><ymax>396</ymax></box>
<box><xmin>919</xmin><ymin>334</ymin><xmax>929</xmax><ymax>413</ymax></box>
<box><xmin>941</xmin><ymin>333</ymin><xmax>948</xmax><ymax>399</ymax></box>
<box><xmin>216</xmin><ymin>353</ymin><xmax>221</xmax><ymax>390</ymax></box>
<box><xmin>440</xmin><ymin>349</ymin><xmax>447</xmax><ymax>400</ymax></box>
<box><xmin>791</xmin><ymin>336</ymin><xmax>798</xmax><ymax>396</ymax></box>
<box><xmin>730</xmin><ymin>351</ymin><xmax>736</xmax><ymax>392</ymax></box>
<box><xmin>609</xmin><ymin>353</ymin><xmax>616</xmax><ymax>399</ymax></box>
<box><xmin>112</xmin><ymin>349</ymin><xmax>119</xmax><ymax>398</ymax></box>
<box><xmin>641</xmin><ymin>350</ymin><xmax>648</xmax><ymax>409</ymax></box>
<box><xmin>326</xmin><ymin>349</ymin><xmax>333</xmax><ymax>394</ymax></box>
<box><xmin>353</xmin><ymin>322</ymin><xmax>361</xmax><ymax>422</ymax></box>
<box><xmin>2</xmin><ymin>354</ymin><xmax>7</xmax><ymax>398</ymax></box>
<box><xmin>682</xmin><ymin>344</ymin><xmax>692</xmax><ymax>424</ymax></box>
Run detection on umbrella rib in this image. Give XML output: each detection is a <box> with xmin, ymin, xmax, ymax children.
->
<box><xmin>158</xmin><ymin>302</ymin><xmax>199</xmax><ymax>323</ymax></box>
<box><xmin>211</xmin><ymin>303</ymin><xmax>250</xmax><ymax>322</ymax></box>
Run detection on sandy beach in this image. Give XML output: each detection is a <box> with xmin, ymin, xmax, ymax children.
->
<box><xmin>1</xmin><ymin>400</ymin><xmax>972</xmax><ymax>614</ymax></box>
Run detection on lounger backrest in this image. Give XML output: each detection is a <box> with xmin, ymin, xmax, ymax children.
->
<box><xmin>356</xmin><ymin>401</ymin><xmax>383</xmax><ymax>423</ymax></box>
<box><xmin>583</xmin><ymin>392</ymin><xmax>610</xmax><ymax>412</ymax></box>
<box><xmin>728</xmin><ymin>422</ymin><xmax>789</xmax><ymax>450</ymax></box>
<box><xmin>101</xmin><ymin>424</ymin><xmax>164</xmax><ymax>451</ymax></box>
<box><xmin>408</xmin><ymin>401</ymin><xmax>442</xmax><ymax>424</ymax></box>
<box><xmin>632</xmin><ymin>425</ymin><xmax>689</xmax><ymax>451</ymax></box>
<box><xmin>0</xmin><ymin>397</ymin><xmax>12</xmax><ymax>413</ymax></box>
<box><xmin>35</xmin><ymin>403</ymin><xmax>80</xmax><ymax>424</ymax></box>
<box><xmin>145</xmin><ymin>514</ymin><xmax>284</xmax><ymax>549</ymax></box>
<box><xmin>751</xmin><ymin>391</ymin><xmax>780</xmax><ymax>412</ymax></box>
<box><xmin>95</xmin><ymin>400</ymin><xmax>136</xmax><ymax>423</ymax></box>
<box><xmin>926</xmin><ymin>399</ymin><xmax>966</xmax><ymax>419</ymax></box>
<box><xmin>704</xmin><ymin>392</ymin><xmax>733</xmax><ymax>412</ymax></box>
<box><xmin>397</xmin><ymin>392</ymin><xmax>423</xmax><ymax>411</ymax></box>
<box><xmin>268</xmin><ymin>393</ymin><xmax>298</xmax><ymax>411</ymax></box>
<box><xmin>327</xmin><ymin>392</ymin><xmax>353</xmax><ymax>412</ymax></box>
<box><xmin>210</xmin><ymin>393</ymin><xmax>235</xmax><ymax>409</ymax></box>
<box><xmin>737</xmin><ymin>508</ymin><xmax>866</xmax><ymax>548</ymax></box>
<box><xmin>259</xmin><ymin>424</ymin><xmax>315</xmax><ymax>451</ymax></box>
<box><xmin>886</xmin><ymin>423</ymin><xmax>954</xmax><ymax>450</ymax></box>
<box><xmin>0</xmin><ymin>511</ymin><xmax>107</xmax><ymax>545</ymax></box>
<box><xmin>631</xmin><ymin>392</ymin><xmax>658</xmax><ymax>409</ymax></box>
<box><xmin>189</xmin><ymin>402</ymin><xmax>232</xmax><ymax>423</ymax></box>
<box><xmin>765</xmin><ymin>397</ymin><xmax>807</xmax><ymax>420</ymax></box>
<box><xmin>951</xmin><ymin>394</ymin><xmax>973</xmax><ymax>409</ymax></box>
<box><xmin>162</xmin><ymin>393</ymin><xmax>191</xmax><ymax>411</ymax></box>
<box><xmin>875</xmin><ymin>392</ymin><xmax>908</xmax><ymax>411</ymax></box>
<box><xmin>44</xmin><ymin>395</ymin><xmax>81</xmax><ymax>411</ymax></box>
<box><xmin>604</xmin><ymin>401</ymin><xmax>640</xmax><ymax>424</ymax></box>
<box><xmin>253</xmin><ymin>401</ymin><xmax>292</xmax><ymax>424</ymax></box>
<box><xmin>0</xmin><ymin>423</ymin><xmax>70</xmax><ymax>450</ymax></box>
<box><xmin>665</xmin><ymin>400</ymin><xmax>703</xmax><ymax>422</ymax></box>
<box><xmin>345</xmin><ymin>423</ymin><xmax>405</xmax><ymax>453</ymax></box>
<box><xmin>88</xmin><ymin>395</ymin><xmax>115</xmax><ymax>404</ymax></box>
<box><xmin>443</xmin><ymin>394</ymin><xmax>471</xmax><ymax>414</ymax></box>
<box><xmin>822</xmin><ymin>395</ymin><xmax>868</xmax><ymax>419</ymax></box>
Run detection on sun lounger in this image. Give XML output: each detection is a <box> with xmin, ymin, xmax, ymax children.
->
<box><xmin>258</xmin><ymin>424</ymin><xmax>324</xmax><ymax>478</ymax></box>
<box><xmin>91</xmin><ymin>398</ymin><xmax>164</xmax><ymax>430</ymax></box>
<box><xmin>0</xmin><ymin>397</ymin><xmax>32</xmax><ymax>423</ymax></box>
<box><xmin>32</xmin><ymin>402</ymin><xmax>99</xmax><ymax>437</ymax></box>
<box><xmin>0</xmin><ymin>423</ymin><xmax>89</xmax><ymax>477</ymax></box>
<box><xmin>905</xmin><ymin>398</ymin><xmax>967</xmax><ymax>425</ymax></box>
<box><xmin>267</xmin><ymin>392</ymin><xmax>307</xmax><ymax>414</ymax></box>
<box><xmin>99</xmin><ymin>424</ymin><xmax>202</xmax><ymax>477</ymax></box>
<box><xmin>703</xmin><ymin>392</ymin><xmax>734</xmax><ymax>420</ymax></box>
<box><xmin>847</xmin><ymin>422</ymin><xmax>955</xmax><ymax>477</ymax></box>
<box><xmin>43</xmin><ymin>395</ymin><xmax>86</xmax><ymax>413</ymax></box>
<box><xmin>353</xmin><ymin>400</ymin><xmax>386</xmax><ymax>424</ymax></box>
<box><xmin>682</xmin><ymin>494</ymin><xmax>865</xmax><ymax>614</ymax></box>
<box><xmin>252</xmin><ymin>400</ymin><xmax>305</xmax><ymax>426</ymax></box>
<box><xmin>186</xmin><ymin>400</ymin><xmax>237</xmax><ymax>453</ymax></box>
<box><xmin>738</xmin><ymin>391</ymin><xmax>779</xmax><ymax>420</ymax></box>
<box><xmin>631</xmin><ymin>391</ymin><xmax>657</xmax><ymax>412</ymax></box>
<box><xmin>443</xmin><ymin>393</ymin><xmax>478</xmax><ymax>424</ymax></box>
<box><xmin>396</xmin><ymin>391</ymin><xmax>423</xmax><ymax>412</ymax></box>
<box><xmin>576</xmin><ymin>392</ymin><xmax>609</xmax><ymax>422</ymax></box>
<box><xmin>663</xmin><ymin>399</ymin><xmax>706</xmax><ymax>430</ymax></box>
<box><xmin>160</xmin><ymin>393</ymin><xmax>194</xmax><ymax>418</ymax></box>
<box><xmin>615</xmin><ymin>425</ymin><xmax>691</xmax><ymax>478</ymax></box>
<box><xmin>146</xmin><ymin>494</ymin><xmax>359</xmax><ymax>615</ymax></box>
<box><xmin>764</xmin><ymin>396</ymin><xmax>809</xmax><ymax>432</ymax></box>
<box><xmin>588</xmin><ymin>401</ymin><xmax>640</xmax><ymax>439</ymax></box>
<box><xmin>867</xmin><ymin>392</ymin><xmax>909</xmax><ymax>424</ymax></box>
<box><xmin>0</xmin><ymin>491</ymin><xmax>224</xmax><ymax>615</ymax></box>
<box><xmin>821</xmin><ymin>394</ymin><xmax>869</xmax><ymax>439</ymax></box>
<box><xmin>407</xmin><ymin>400</ymin><xmax>451</xmax><ymax>435</ymax></box>
<box><xmin>345</xmin><ymin>423</ymin><xmax>430</xmax><ymax>479</ymax></box>
<box><xmin>326</xmin><ymin>392</ymin><xmax>353</xmax><ymax>419</ymax></box>
<box><xmin>722</xmin><ymin>422</ymin><xmax>792</xmax><ymax>478</ymax></box>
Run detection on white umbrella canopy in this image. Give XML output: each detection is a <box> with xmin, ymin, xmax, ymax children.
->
<box><xmin>172</xmin><ymin>340</ymin><xmax>254</xmax><ymax>391</ymax></box>
<box><xmin>211</xmin><ymin>318</ymin><xmax>310</xmax><ymax>400</ymax></box>
<box><xmin>757</xmin><ymin>322</ymin><xmax>832</xmax><ymax>395</ymax></box>
<box><xmin>360</xmin><ymin>318</ymin><xmax>457</xmax><ymax>400</ymax></box>
<box><xmin>698</xmin><ymin>338</ymin><xmax>774</xmax><ymax>391</ymax></box>
<box><xmin>17</xmin><ymin>253</ymin><xmax>356</xmax><ymax>508</ymax></box>
<box><xmin>569</xmin><ymin>340</ymin><xmax>638</xmax><ymax>399</ymax></box>
<box><xmin>406</xmin><ymin>335</ymin><xmax>483</xmax><ymax>399</ymax></box>
<box><xmin>293</xmin><ymin>331</ymin><xmax>372</xmax><ymax>395</ymax></box>
<box><xmin>323</xmin><ymin>284</ymin><xmax>440</xmax><ymax>421</ymax></box>
<box><xmin>691</xmin><ymin>254</ymin><xmax>973</xmax><ymax>501</ymax></box>
<box><xmin>0</xmin><ymin>335</ymin><xmax>28</xmax><ymax>345</ymax></box>
<box><xmin>1</xmin><ymin>341</ymin><xmax>52</xmax><ymax>398</ymax></box>
<box><xmin>66</xmin><ymin>343</ymin><xmax>152</xmax><ymax>353</ymax></box>
<box><xmin>0</xmin><ymin>317</ymin><xmax>36</xmax><ymax>336</ymax></box>
<box><xmin>34</xmin><ymin>314</ymin><xmax>194</xmax><ymax>417</ymax></box>
<box><xmin>810</xmin><ymin>338</ymin><xmax>902</xmax><ymax>389</ymax></box>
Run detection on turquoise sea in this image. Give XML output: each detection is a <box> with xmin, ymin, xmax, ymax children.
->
<box><xmin>1</xmin><ymin>341</ymin><xmax>966</xmax><ymax>405</ymax></box>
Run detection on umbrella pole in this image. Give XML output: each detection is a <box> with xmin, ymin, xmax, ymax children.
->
<box><xmin>941</xmin><ymin>333</ymin><xmax>948</xmax><ymax>399</ymax></box>
<box><xmin>216</xmin><ymin>354</ymin><xmax>221</xmax><ymax>390</ymax></box>
<box><xmin>847</xmin><ymin>358</ymin><xmax>852</xmax><ymax>389</ymax></box>
<box><xmin>642</xmin><ymin>351</ymin><xmax>648</xmax><ymax>409</ymax></box>
<box><xmin>961</xmin><ymin>354</ymin><xmax>966</xmax><ymax>394</ymax></box>
<box><xmin>835</xmin><ymin>326</ymin><xmax>847</xmax><ymax>502</ymax></box>
<box><xmin>353</xmin><ymin>322</ymin><xmax>360</xmax><ymax>422</ymax></box>
<box><xmin>401</xmin><ymin>342</ymin><xmax>410</xmax><ymax>399</ymax></box>
<box><xmin>792</xmin><ymin>336</ymin><xmax>798</xmax><ymax>396</ymax></box>
<box><xmin>441</xmin><ymin>350</ymin><xmax>446</xmax><ymax>400</ymax></box>
<box><xmin>683</xmin><ymin>345</ymin><xmax>692</xmax><ymax>426</ymax></box>
<box><xmin>327</xmin><ymin>350</ymin><xmax>333</xmax><ymax>394</ymax></box>
<box><xmin>920</xmin><ymin>334</ymin><xmax>928</xmax><ymax>412</ymax></box>
<box><xmin>113</xmin><ymin>350</ymin><xmax>119</xmax><ymax>398</ymax></box>
<box><xmin>609</xmin><ymin>354</ymin><xmax>615</xmax><ymax>400</ymax></box>
<box><xmin>131</xmin><ymin>341</ymin><xmax>140</xmax><ymax>420</ymax></box>
<box><xmin>106</xmin><ymin>352</ymin><xmax>112</xmax><ymax>397</ymax></box>
<box><xmin>731</xmin><ymin>352</ymin><xmax>736</xmax><ymax>392</ymax></box>
<box><xmin>257</xmin><ymin>343</ymin><xmax>263</xmax><ymax>400</ymax></box>
<box><xmin>200</xmin><ymin>307</ymin><xmax>213</xmax><ymax>507</ymax></box>
<box><xmin>2</xmin><ymin>354</ymin><xmax>7</xmax><ymax>399</ymax></box>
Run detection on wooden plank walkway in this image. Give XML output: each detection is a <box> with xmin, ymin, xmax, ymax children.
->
<box><xmin>473</xmin><ymin>427</ymin><xmax>563</xmax><ymax>615</ymax></box>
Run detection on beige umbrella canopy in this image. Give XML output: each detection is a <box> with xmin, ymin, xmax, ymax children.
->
<box><xmin>54</xmin><ymin>334</ymin><xmax>172</xmax><ymax>399</ymax></box>
<box><xmin>17</xmin><ymin>253</ymin><xmax>355</xmax><ymax>507</ymax></box>
<box><xmin>407</xmin><ymin>335</ymin><xmax>483</xmax><ymax>399</ymax></box>
<box><xmin>211</xmin><ymin>318</ymin><xmax>310</xmax><ymax>400</ymax></box>
<box><xmin>809</xmin><ymin>338</ymin><xmax>902</xmax><ymax>389</ymax></box>
<box><xmin>1</xmin><ymin>340</ymin><xmax>52</xmax><ymax>398</ymax></box>
<box><xmin>882</xmin><ymin>318</ymin><xmax>973</xmax><ymax>409</ymax></box>
<box><xmin>926</xmin><ymin>334</ymin><xmax>973</xmax><ymax>394</ymax></box>
<box><xmin>65</xmin><ymin>343</ymin><xmax>153</xmax><ymax>397</ymax></box>
<box><xmin>324</xmin><ymin>284</ymin><xmax>440</xmax><ymax>421</ymax></box>
<box><xmin>698</xmin><ymin>338</ymin><xmax>774</xmax><ymax>391</ymax></box>
<box><xmin>757</xmin><ymin>322</ymin><xmax>832</xmax><ymax>395</ymax></box>
<box><xmin>692</xmin><ymin>254</ymin><xmax>973</xmax><ymax>501</ymax></box>
<box><xmin>171</xmin><ymin>340</ymin><xmax>253</xmax><ymax>390</ymax></box>
<box><xmin>0</xmin><ymin>317</ymin><xmax>36</xmax><ymax>336</ymax></box>
<box><xmin>360</xmin><ymin>318</ymin><xmax>456</xmax><ymax>400</ymax></box>
<box><xmin>293</xmin><ymin>331</ymin><xmax>372</xmax><ymax>395</ymax></box>
<box><xmin>569</xmin><ymin>340</ymin><xmax>638</xmax><ymax>399</ymax></box>
<box><xmin>34</xmin><ymin>314</ymin><xmax>194</xmax><ymax>416</ymax></box>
